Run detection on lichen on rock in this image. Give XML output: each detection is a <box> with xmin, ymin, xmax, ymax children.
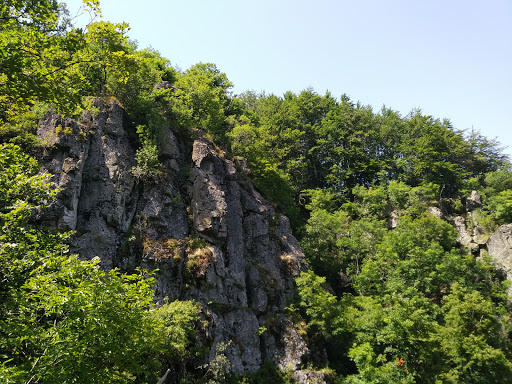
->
<box><xmin>36</xmin><ymin>100</ymin><xmax>309</xmax><ymax>373</ymax></box>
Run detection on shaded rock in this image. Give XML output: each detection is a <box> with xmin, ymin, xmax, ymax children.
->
<box><xmin>278</xmin><ymin>317</ymin><xmax>309</xmax><ymax>370</ymax></box>
<box><xmin>487</xmin><ymin>224</ymin><xmax>512</xmax><ymax>295</ymax></box>
<box><xmin>154</xmin><ymin>81</ymin><xmax>177</xmax><ymax>92</ymax></box>
<box><xmin>159</xmin><ymin>126</ymin><xmax>182</xmax><ymax>163</ymax></box>
<box><xmin>473</xmin><ymin>224</ymin><xmax>489</xmax><ymax>245</ymax></box>
<box><xmin>466</xmin><ymin>190</ymin><xmax>482</xmax><ymax>212</ymax></box>
<box><xmin>36</xmin><ymin>103</ymin><xmax>309</xmax><ymax>374</ymax></box>
<box><xmin>453</xmin><ymin>216</ymin><xmax>479</xmax><ymax>252</ymax></box>
<box><xmin>388</xmin><ymin>210</ymin><xmax>399</xmax><ymax>229</ymax></box>
<box><xmin>428</xmin><ymin>206</ymin><xmax>444</xmax><ymax>219</ymax></box>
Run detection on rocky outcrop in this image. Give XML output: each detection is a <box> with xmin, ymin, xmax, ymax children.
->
<box><xmin>450</xmin><ymin>191</ymin><xmax>512</xmax><ymax>296</ymax></box>
<box><xmin>36</xmin><ymin>101</ymin><xmax>309</xmax><ymax>373</ymax></box>
<box><xmin>453</xmin><ymin>215</ymin><xmax>480</xmax><ymax>252</ymax></box>
<box><xmin>465</xmin><ymin>190</ymin><xmax>482</xmax><ymax>212</ymax></box>
<box><xmin>487</xmin><ymin>224</ymin><xmax>512</xmax><ymax>295</ymax></box>
<box><xmin>451</xmin><ymin>191</ymin><xmax>490</xmax><ymax>254</ymax></box>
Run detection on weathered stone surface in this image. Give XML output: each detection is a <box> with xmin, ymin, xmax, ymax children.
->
<box><xmin>466</xmin><ymin>190</ymin><xmax>482</xmax><ymax>212</ymax></box>
<box><xmin>184</xmin><ymin>138</ymin><xmax>308</xmax><ymax>372</ymax></box>
<box><xmin>488</xmin><ymin>224</ymin><xmax>512</xmax><ymax>295</ymax></box>
<box><xmin>36</xmin><ymin>102</ymin><xmax>309</xmax><ymax>374</ymax></box>
<box><xmin>37</xmin><ymin>113</ymin><xmax>91</xmax><ymax>232</ymax></box>
<box><xmin>473</xmin><ymin>224</ymin><xmax>489</xmax><ymax>245</ymax></box>
<box><xmin>428</xmin><ymin>206</ymin><xmax>444</xmax><ymax>219</ymax></box>
<box><xmin>293</xmin><ymin>369</ymin><xmax>328</xmax><ymax>384</ymax></box>
<box><xmin>189</xmin><ymin>140</ymin><xmax>228</xmax><ymax>239</ymax></box>
<box><xmin>159</xmin><ymin>126</ymin><xmax>182</xmax><ymax>163</ymax></box>
<box><xmin>453</xmin><ymin>216</ymin><xmax>479</xmax><ymax>251</ymax></box>
<box><xmin>388</xmin><ymin>210</ymin><xmax>399</xmax><ymax>229</ymax></box>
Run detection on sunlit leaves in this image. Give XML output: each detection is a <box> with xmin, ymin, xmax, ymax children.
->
<box><xmin>173</xmin><ymin>62</ymin><xmax>233</xmax><ymax>140</ymax></box>
<box><xmin>0</xmin><ymin>145</ymin><xmax>199</xmax><ymax>383</ymax></box>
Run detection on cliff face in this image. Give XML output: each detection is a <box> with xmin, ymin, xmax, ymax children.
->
<box><xmin>488</xmin><ymin>224</ymin><xmax>512</xmax><ymax>296</ymax></box>
<box><xmin>446</xmin><ymin>191</ymin><xmax>512</xmax><ymax>295</ymax></box>
<box><xmin>36</xmin><ymin>101</ymin><xmax>308</xmax><ymax>373</ymax></box>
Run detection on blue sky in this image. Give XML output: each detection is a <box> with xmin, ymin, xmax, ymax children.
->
<box><xmin>65</xmin><ymin>0</ymin><xmax>512</xmax><ymax>157</ymax></box>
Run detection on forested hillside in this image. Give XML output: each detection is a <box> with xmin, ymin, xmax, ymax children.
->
<box><xmin>2</xmin><ymin>1</ymin><xmax>512</xmax><ymax>383</ymax></box>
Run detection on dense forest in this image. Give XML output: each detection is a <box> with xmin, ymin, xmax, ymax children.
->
<box><xmin>2</xmin><ymin>1</ymin><xmax>512</xmax><ymax>383</ymax></box>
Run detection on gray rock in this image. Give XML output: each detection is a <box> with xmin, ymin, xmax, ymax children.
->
<box><xmin>466</xmin><ymin>190</ymin><xmax>482</xmax><ymax>212</ymax></box>
<box><xmin>159</xmin><ymin>126</ymin><xmax>182</xmax><ymax>162</ymax></box>
<box><xmin>388</xmin><ymin>210</ymin><xmax>399</xmax><ymax>229</ymax></box>
<box><xmin>487</xmin><ymin>224</ymin><xmax>512</xmax><ymax>295</ymax></box>
<box><xmin>428</xmin><ymin>206</ymin><xmax>443</xmax><ymax>219</ymax></box>
<box><xmin>36</xmin><ymin>103</ymin><xmax>309</xmax><ymax>374</ymax></box>
<box><xmin>453</xmin><ymin>216</ymin><xmax>478</xmax><ymax>251</ymax></box>
<box><xmin>278</xmin><ymin>317</ymin><xmax>309</xmax><ymax>371</ymax></box>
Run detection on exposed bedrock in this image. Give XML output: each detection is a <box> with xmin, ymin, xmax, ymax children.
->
<box><xmin>37</xmin><ymin>101</ymin><xmax>309</xmax><ymax>373</ymax></box>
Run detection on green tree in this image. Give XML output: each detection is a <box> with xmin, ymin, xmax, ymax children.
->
<box><xmin>173</xmin><ymin>62</ymin><xmax>233</xmax><ymax>141</ymax></box>
<box><xmin>0</xmin><ymin>144</ymin><xmax>199</xmax><ymax>383</ymax></box>
<box><xmin>0</xmin><ymin>0</ymin><xmax>90</xmax><ymax>120</ymax></box>
<box><xmin>436</xmin><ymin>283</ymin><xmax>512</xmax><ymax>383</ymax></box>
<box><xmin>130</xmin><ymin>124</ymin><xmax>162</xmax><ymax>182</ymax></box>
<box><xmin>79</xmin><ymin>20</ymin><xmax>139</xmax><ymax>97</ymax></box>
<box><xmin>465</xmin><ymin>129</ymin><xmax>509</xmax><ymax>176</ymax></box>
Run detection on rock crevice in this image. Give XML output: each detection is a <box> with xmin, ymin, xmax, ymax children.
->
<box><xmin>37</xmin><ymin>102</ymin><xmax>308</xmax><ymax>373</ymax></box>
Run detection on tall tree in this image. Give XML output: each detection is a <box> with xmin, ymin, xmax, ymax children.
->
<box><xmin>0</xmin><ymin>0</ymin><xmax>87</xmax><ymax>120</ymax></box>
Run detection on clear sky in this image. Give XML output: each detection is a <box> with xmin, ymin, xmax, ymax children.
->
<box><xmin>64</xmin><ymin>0</ymin><xmax>512</xmax><ymax>157</ymax></box>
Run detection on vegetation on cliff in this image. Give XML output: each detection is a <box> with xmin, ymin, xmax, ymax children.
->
<box><xmin>1</xmin><ymin>1</ymin><xmax>512</xmax><ymax>383</ymax></box>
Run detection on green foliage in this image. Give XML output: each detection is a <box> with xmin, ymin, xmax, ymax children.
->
<box><xmin>231</xmin><ymin>361</ymin><xmax>295</xmax><ymax>384</ymax></box>
<box><xmin>295</xmin><ymin>271</ymin><xmax>340</xmax><ymax>339</ymax></box>
<box><xmin>131</xmin><ymin>124</ymin><xmax>162</xmax><ymax>182</ymax></box>
<box><xmin>355</xmin><ymin>216</ymin><xmax>460</xmax><ymax>298</ymax></box>
<box><xmin>108</xmin><ymin>48</ymin><xmax>176</xmax><ymax>109</ymax></box>
<box><xmin>295</xmin><ymin>211</ymin><xmax>512</xmax><ymax>383</ymax></box>
<box><xmin>336</xmin><ymin>218</ymin><xmax>386</xmax><ymax>279</ymax></box>
<box><xmin>148</xmin><ymin>300</ymin><xmax>201</xmax><ymax>366</ymax></box>
<box><xmin>350</xmin><ymin>184</ymin><xmax>389</xmax><ymax>220</ymax></box>
<box><xmin>0</xmin><ymin>143</ymin><xmax>62</xmax><ymax>292</ymax></box>
<box><xmin>436</xmin><ymin>283</ymin><xmax>512</xmax><ymax>383</ymax></box>
<box><xmin>486</xmin><ymin>189</ymin><xmax>512</xmax><ymax>224</ymax></box>
<box><xmin>0</xmin><ymin>144</ymin><xmax>198</xmax><ymax>383</ymax></box>
<box><xmin>484</xmin><ymin>170</ymin><xmax>512</xmax><ymax>194</ymax></box>
<box><xmin>173</xmin><ymin>62</ymin><xmax>233</xmax><ymax>142</ymax></box>
<box><xmin>0</xmin><ymin>102</ymin><xmax>49</xmax><ymax>152</ymax></box>
<box><xmin>199</xmin><ymin>342</ymin><xmax>231</xmax><ymax>384</ymax></box>
<box><xmin>82</xmin><ymin>22</ymin><xmax>131</xmax><ymax>92</ymax></box>
<box><xmin>3</xmin><ymin>258</ymin><xmax>162</xmax><ymax>383</ymax></box>
<box><xmin>4</xmin><ymin>4</ymin><xmax>512</xmax><ymax>382</ymax></box>
<box><xmin>466</xmin><ymin>129</ymin><xmax>510</xmax><ymax>176</ymax></box>
<box><xmin>300</xmin><ymin>189</ymin><xmax>350</xmax><ymax>290</ymax></box>
<box><xmin>0</xmin><ymin>0</ymin><xmax>168</xmax><ymax>135</ymax></box>
<box><xmin>228</xmin><ymin>115</ymin><xmax>301</xmax><ymax>226</ymax></box>
<box><xmin>251</xmin><ymin>162</ymin><xmax>300</xmax><ymax>227</ymax></box>
<box><xmin>0</xmin><ymin>0</ymin><xmax>85</xmax><ymax>120</ymax></box>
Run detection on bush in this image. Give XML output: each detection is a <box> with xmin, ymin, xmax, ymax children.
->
<box><xmin>131</xmin><ymin>124</ymin><xmax>162</xmax><ymax>181</ymax></box>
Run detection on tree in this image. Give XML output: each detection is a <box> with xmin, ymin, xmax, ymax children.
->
<box><xmin>436</xmin><ymin>283</ymin><xmax>512</xmax><ymax>383</ymax></box>
<box><xmin>0</xmin><ymin>0</ymin><xmax>88</xmax><ymax>121</ymax></box>
<box><xmin>173</xmin><ymin>62</ymin><xmax>233</xmax><ymax>141</ymax></box>
<box><xmin>0</xmin><ymin>144</ymin><xmax>199</xmax><ymax>383</ymax></box>
<box><xmin>79</xmin><ymin>20</ymin><xmax>139</xmax><ymax>97</ymax></box>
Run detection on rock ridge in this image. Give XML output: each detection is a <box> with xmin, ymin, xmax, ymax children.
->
<box><xmin>36</xmin><ymin>101</ymin><xmax>309</xmax><ymax>373</ymax></box>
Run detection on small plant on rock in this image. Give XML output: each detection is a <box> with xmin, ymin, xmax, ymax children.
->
<box><xmin>131</xmin><ymin>124</ymin><xmax>162</xmax><ymax>182</ymax></box>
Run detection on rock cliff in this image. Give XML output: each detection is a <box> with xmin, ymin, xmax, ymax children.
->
<box><xmin>488</xmin><ymin>224</ymin><xmax>512</xmax><ymax>296</ymax></box>
<box><xmin>36</xmin><ymin>101</ymin><xmax>308</xmax><ymax>373</ymax></box>
<box><xmin>449</xmin><ymin>190</ymin><xmax>512</xmax><ymax>296</ymax></box>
